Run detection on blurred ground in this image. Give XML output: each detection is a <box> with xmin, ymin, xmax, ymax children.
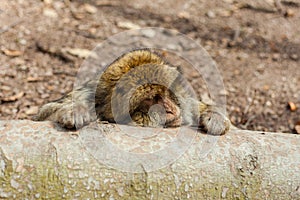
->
<box><xmin>0</xmin><ymin>0</ymin><xmax>299</xmax><ymax>133</ymax></box>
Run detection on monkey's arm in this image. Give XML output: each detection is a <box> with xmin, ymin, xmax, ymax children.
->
<box><xmin>33</xmin><ymin>85</ymin><xmax>97</xmax><ymax>129</ymax></box>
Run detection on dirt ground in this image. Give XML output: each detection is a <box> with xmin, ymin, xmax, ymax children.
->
<box><xmin>0</xmin><ymin>0</ymin><xmax>299</xmax><ymax>133</ymax></box>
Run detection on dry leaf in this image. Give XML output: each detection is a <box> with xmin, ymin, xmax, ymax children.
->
<box><xmin>3</xmin><ymin>49</ymin><xmax>23</xmax><ymax>57</ymax></box>
<box><xmin>285</xmin><ymin>9</ymin><xmax>295</xmax><ymax>17</ymax></box>
<box><xmin>0</xmin><ymin>85</ymin><xmax>11</xmax><ymax>91</ymax></box>
<box><xmin>63</xmin><ymin>48</ymin><xmax>97</xmax><ymax>59</ymax></box>
<box><xmin>2</xmin><ymin>92</ymin><xmax>24</xmax><ymax>102</ymax></box>
<box><xmin>288</xmin><ymin>102</ymin><xmax>297</xmax><ymax>111</ymax></box>
<box><xmin>206</xmin><ymin>10</ymin><xmax>216</xmax><ymax>18</ymax></box>
<box><xmin>83</xmin><ymin>4</ymin><xmax>97</xmax><ymax>14</ymax></box>
<box><xmin>27</xmin><ymin>77</ymin><xmax>42</xmax><ymax>82</ymax></box>
<box><xmin>117</xmin><ymin>21</ymin><xmax>141</xmax><ymax>29</ymax></box>
<box><xmin>178</xmin><ymin>11</ymin><xmax>190</xmax><ymax>19</ymax></box>
<box><xmin>43</xmin><ymin>8</ymin><xmax>58</xmax><ymax>18</ymax></box>
<box><xmin>218</xmin><ymin>9</ymin><xmax>232</xmax><ymax>17</ymax></box>
<box><xmin>96</xmin><ymin>1</ymin><xmax>118</xmax><ymax>6</ymax></box>
<box><xmin>72</xmin><ymin>12</ymin><xmax>85</xmax><ymax>20</ymax></box>
<box><xmin>43</xmin><ymin>0</ymin><xmax>52</xmax><ymax>4</ymax></box>
<box><xmin>25</xmin><ymin>106</ymin><xmax>39</xmax><ymax>115</ymax></box>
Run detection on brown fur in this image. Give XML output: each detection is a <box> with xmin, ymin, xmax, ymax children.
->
<box><xmin>34</xmin><ymin>49</ymin><xmax>231</xmax><ymax>135</ymax></box>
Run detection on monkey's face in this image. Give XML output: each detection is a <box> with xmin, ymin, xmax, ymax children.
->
<box><xmin>130</xmin><ymin>88</ymin><xmax>182</xmax><ymax>128</ymax></box>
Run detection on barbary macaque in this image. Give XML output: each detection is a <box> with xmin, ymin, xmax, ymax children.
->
<box><xmin>34</xmin><ymin>49</ymin><xmax>231</xmax><ymax>135</ymax></box>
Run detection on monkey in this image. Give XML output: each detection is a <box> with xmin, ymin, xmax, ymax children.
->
<box><xmin>34</xmin><ymin>49</ymin><xmax>231</xmax><ymax>135</ymax></box>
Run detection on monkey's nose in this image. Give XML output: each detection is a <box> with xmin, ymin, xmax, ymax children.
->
<box><xmin>148</xmin><ymin>104</ymin><xmax>167</xmax><ymax>126</ymax></box>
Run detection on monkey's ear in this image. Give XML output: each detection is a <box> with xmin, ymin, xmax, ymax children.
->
<box><xmin>176</xmin><ymin>65</ymin><xmax>184</xmax><ymax>74</ymax></box>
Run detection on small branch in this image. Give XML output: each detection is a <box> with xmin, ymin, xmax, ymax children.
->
<box><xmin>0</xmin><ymin>19</ymin><xmax>23</xmax><ymax>34</ymax></box>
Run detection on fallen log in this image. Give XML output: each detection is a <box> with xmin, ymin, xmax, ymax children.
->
<box><xmin>0</xmin><ymin>120</ymin><xmax>299</xmax><ymax>199</ymax></box>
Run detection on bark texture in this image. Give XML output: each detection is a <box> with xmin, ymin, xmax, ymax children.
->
<box><xmin>0</xmin><ymin>120</ymin><xmax>299</xmax><ymax>199</ymax></box>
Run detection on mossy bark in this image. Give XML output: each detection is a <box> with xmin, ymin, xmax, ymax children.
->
<box><xmin>0</xmin><ymin>120</ymin><xmax>299</xmax><ymax>199</ymax></box>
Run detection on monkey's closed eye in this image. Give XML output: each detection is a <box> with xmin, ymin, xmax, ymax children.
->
<box><xmin>154</xmin><ymin>95</ymin><xmax>163</xmax><ymax>102</ymax></box>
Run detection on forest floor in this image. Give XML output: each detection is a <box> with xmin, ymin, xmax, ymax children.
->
<box><xmin>0</xmin><ymin>0</ymin><xmax>299</xmax><ymax>133</ymax></box>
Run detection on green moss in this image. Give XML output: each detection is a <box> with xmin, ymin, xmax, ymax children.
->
<box><xmin>0</xmin><ymin>149</ymin><xmax>13</xmax><ymax>182</ymax></box>
<box><xmin>0</xmin><ymin>152</ymin><xmax>294</xmax><ymax>199</ymax></box>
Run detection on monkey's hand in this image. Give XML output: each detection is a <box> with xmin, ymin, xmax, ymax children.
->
<box><xmin>199</xmin><ymin>106</ymin><xmax>231</xmax><ymax>135</ymax></box>
<box><xmin>33</xmin><ymin>91</ymin><xmax>96</xmax><ymax>129</ymax></box>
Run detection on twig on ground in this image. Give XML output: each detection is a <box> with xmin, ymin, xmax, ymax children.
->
<box><xmin>0</xmin><ymin>19</ymin><xmax>23</xmax><ymax>34</ymax></box>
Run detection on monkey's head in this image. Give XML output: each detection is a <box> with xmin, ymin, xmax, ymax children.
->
<box><xmin>110</xmin><ymin>63</ymin><xmax>188</xmax><ymax>127</ymax></box>
<box><xmin>129</xmin><ymin>84</ymin><xmax>182</xmax><ymax>127</ymax></box>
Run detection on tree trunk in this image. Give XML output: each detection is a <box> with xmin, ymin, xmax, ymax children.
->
<box><xmin>0</xmin><ymin>120</ymin><xmax>299</xmax><ymax>199</ymax></box>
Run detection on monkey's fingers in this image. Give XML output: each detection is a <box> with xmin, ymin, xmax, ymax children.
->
<box><xmin>57</xmin><ymin>103</ymin><xmax>96</xmax><ymax>129</ymax></box>
<box><xmin>34</xmin><ymin>102</ymin><xmax>95</xmax><ymax>129</ymax></box>
<box><xmin>199</xmin><ymin>109</ymin><xmax>231</xmax><ymax>135</ymax></box>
